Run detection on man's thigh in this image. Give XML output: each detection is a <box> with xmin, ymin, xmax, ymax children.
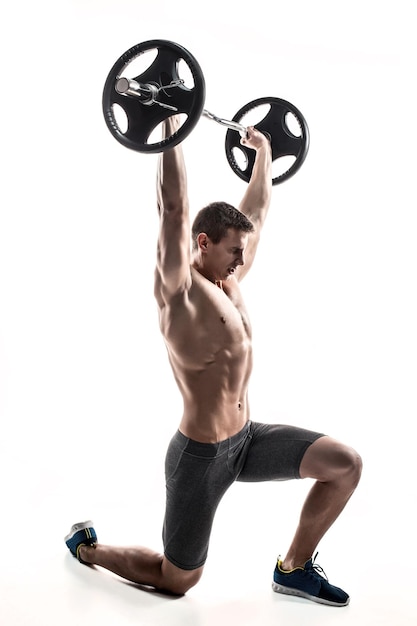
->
<box><xmin>237</xmin><ymin>421</ymin><xmax>325</xmax><ymax>482</ymax></box>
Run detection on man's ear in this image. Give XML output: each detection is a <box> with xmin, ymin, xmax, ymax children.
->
<box><xmin>197</xmin><ymin>232</ymin><xmax>210</xmax><ymax>253</ymax></box>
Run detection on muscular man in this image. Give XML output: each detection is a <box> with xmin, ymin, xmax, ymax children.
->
<box><xmin>65</xmin><ymin>116</ymin><xmax>362</xmax><ymax>606</ymax></box>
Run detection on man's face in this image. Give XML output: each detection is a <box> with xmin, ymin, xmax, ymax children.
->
<box><xmin>206</xmin><ymin>228</ymin><xmax>248</xmax><ymax>282</ymax></box>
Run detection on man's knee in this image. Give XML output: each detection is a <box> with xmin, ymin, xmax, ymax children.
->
<box><xmin>344</xmin><ymin>446</ymin><xmax>363</xmax><ymax>487</ymax></box>
<box><xmin>160</xmin><ymin>558</ymin><xmax>203</xmax><ymax>595</ymax></box>
<box><xmin>332</xmin><ymin>441</ymin><xmax>362</xmax><ymax>488</ymax></box>
<box><xmin>300</xmin><ymin>436</ymin><xmax>363</xmax><ymax>485</ymax></box>
<box><xmin>171</xmin><ymin>568</ymin><xmax>203</xmax><ymax>595</ymax></box>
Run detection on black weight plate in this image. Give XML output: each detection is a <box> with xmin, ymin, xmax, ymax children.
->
<box><xmin>225</xmin><ymin>97</ymin><xmax>309</xmax><ymax>185</ymax></box>
<box><xmin>103</xmin><ymin>39</ymin><xmax>206</xmax><ymax>153</ymax></box>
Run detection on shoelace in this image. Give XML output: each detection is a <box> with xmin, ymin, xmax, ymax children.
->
<box><xmin>309</xmin><ymin>552</ymin><xmax>329</xmax><ymax>581</ymax></box>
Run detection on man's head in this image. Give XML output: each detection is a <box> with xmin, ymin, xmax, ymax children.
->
<box><xmin>191</xmin><ymin>202</ymin><xmax>254</xmax><ymax>249</ymax></box>
<box><xmin>191</xmin><ymin>202</ymin><xmax>255</xmax><ymax>282</ymax></box>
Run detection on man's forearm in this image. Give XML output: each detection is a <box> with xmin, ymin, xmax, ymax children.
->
<box><xmin>157</xmin><ymin>117</ymin><xmax>188</xmax><ymax>214</ymax></box>
<box><xmin>239</xmin><ymin>144</ymin><xmax>272</xmax><ymax>223</ymax></box>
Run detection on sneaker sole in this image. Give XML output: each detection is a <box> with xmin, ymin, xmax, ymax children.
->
<box><xmin>64</xmin><ymin>520</ymin><xmax>95</xmax><ymax>542</ymax></box>
<box><xmin>272</xmin><ymin>581</ymin><xmax>350</xmax><ymax>607</ymax></box>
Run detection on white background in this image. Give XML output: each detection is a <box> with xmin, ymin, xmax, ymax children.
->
<box><xmin>1</xmin><ymin>1</ymin><xmax>416</xmax><ymax>624</ymax></box>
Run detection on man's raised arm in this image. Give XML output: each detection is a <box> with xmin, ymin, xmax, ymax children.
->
<box><xmin>155</xmin><ymin>117</ymin><xmax>192</xmax><ymax>302</ymax></box>
<box><xmin>236</xmin><ymin>127</ymin><xmax>272</xmax><ymax>280</ymax></box>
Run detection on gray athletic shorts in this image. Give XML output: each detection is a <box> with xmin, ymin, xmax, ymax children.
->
<box><xmin>163</xmin><ymin>420</ymin><xmax>325</xmax><ymax>570</ymax></box>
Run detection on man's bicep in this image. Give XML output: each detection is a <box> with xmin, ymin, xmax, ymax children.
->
<box><xmin>236</xmin><ymin>228</ymin><xmax>262</xmax><ymax>282</ymax></box>
<box><xmin>157</xmin><ymin>210</ymin><xmax>192</xmax><ymax>295</ymax></box>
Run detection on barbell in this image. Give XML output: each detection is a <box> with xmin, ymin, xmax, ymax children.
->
<box><xmin>102</xmin><ymin>39</ymin><xmax>309</xmax><ymax>185</ymax></box>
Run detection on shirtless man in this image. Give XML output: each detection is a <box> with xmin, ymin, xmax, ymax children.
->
<box><xmin>65</xmin><ymin>117</ymin><xmax>362</xmax><ymax>606</ymax></box>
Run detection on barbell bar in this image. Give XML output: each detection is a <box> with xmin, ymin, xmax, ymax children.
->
<box><xmin>102</xmin><ymin>39</ymin><xmax>309</xmax><ymax>185</ymax></box>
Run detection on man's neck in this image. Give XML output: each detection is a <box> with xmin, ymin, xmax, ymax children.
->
<box><xmin>191</xmin><ymin>261</ymin><xmax>216</xmax><ymax>285</ymax></box>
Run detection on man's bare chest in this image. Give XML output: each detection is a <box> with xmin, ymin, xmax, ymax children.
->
<box><xmin>191</xmin><ymin>277</ymin><xmax>252</xmax><ymax>339</ymax></box>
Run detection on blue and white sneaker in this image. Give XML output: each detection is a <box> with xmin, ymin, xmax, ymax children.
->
<box><xmin>272</xmin><ymin>553</ymin><xmax>350</xmax><ymax>607</ymax></box>
<box><xmin>65</xmin><ymin>521</ymin><xmax>97</xmax><ymax>563</ymax></box>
